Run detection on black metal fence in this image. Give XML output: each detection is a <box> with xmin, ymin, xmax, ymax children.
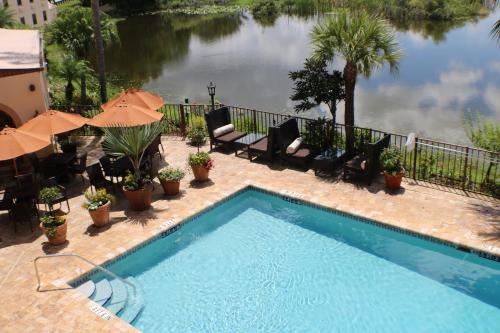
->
<box><xmin>58</xmin><ymin>102</ymin><xmax>499</xmax><ymax>197</ymax></box>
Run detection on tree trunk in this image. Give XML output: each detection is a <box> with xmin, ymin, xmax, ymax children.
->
<box><xmin>343</xmin><ymin>62</ymin><xmax>357</xmax><ymax>155</ymax></box>
<box><xmin>91</xmin><ymin>0</ymin><xmax>107</xmax><ymax>103</ymax></box>
<box><xmin>66</xmin><ymin>82</ymin><xmax>74</xmax><ymax>103</ymax></box>
<box><xmin>80</xmin><ymin>76</ymin><xmax>87</xmax><ymax>105</ymax></box>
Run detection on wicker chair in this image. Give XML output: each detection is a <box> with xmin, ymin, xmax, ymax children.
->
<box><xmin>275</xmin><ymin>118</ymin><xmax>320</xmax><ymax>169</ymax></box>
<box><xmin>343</xmin><ymin>134</ymin><xmax>391</xmax><ymax>186</ymax></box>
<box><xmin>205</xmin><ymin>107</ymin><xmax>246</xmax><ymax>151</ymax></box>
<box><xmin>248</xmin><ymin>126</ymin><xmax>279</xmax><ymax>162</ymax></box>
<box><xmin>69</xmin><ymin>152</ymin><xmax>88</xmax><ymax>184</ymax></box>
<box><xmin>86</xmin><ymin>163</ymin><xmax>115</xmax><ymax>193</ymax></box>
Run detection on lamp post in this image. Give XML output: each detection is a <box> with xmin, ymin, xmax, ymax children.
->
<box><xmin>207</xmin><ymin>82</ymin><xmax>216</xmax><ymax>111</ymax></box>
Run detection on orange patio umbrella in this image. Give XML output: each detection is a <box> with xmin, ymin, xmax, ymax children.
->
<box><xmin>101</xmin><ymin>88</ymin><xmax>165</xmax><ymax>112</ymax></box>
<box><xmin>0</xmin><ymin>127</ymin><xmax>51</xmax><ymax>174</ymax></box>
<box><xmin>19</xmin><ymin>110</ymin><xmax>88</xmax><ymax>136</ymax></box>
<box><xmin>88</xmin><ymin>101</ymin><xmax>164</xmax><ymax>128</ymax></box>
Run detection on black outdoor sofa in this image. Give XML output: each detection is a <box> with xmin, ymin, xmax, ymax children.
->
<box><xmin>343</xmin><ymin>134</ymin><xmax>391</xmax><ymax>185</ymax></box>
<box><xmin>205</xmin><ymin>107</ymin><xmax>246</xmax><ymax>151</ymax></box>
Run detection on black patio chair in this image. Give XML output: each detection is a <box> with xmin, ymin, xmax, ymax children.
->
<box><xmin>0</xmin><ymin>192</ymin><xmax>13</xmax><ymax>223</ymax></box>
<box><xmin>205</xmin><ymin>107</ymin><xmax>246</xmax><ymax>151</ymax></box>
<box><xmin>27</xmin><ymin>153</ymin><xmax>41</xmax><ymax>179</ymax></box>
<box><xmin>343</xmin><ymin>134</ymin><xmax>391</xmax><ymax>186</ymax></box>
<box><xmin>275</xmin><ymin>118</ymin><xmax>320</xmax><ymax>169</ymax></box>
<box><xmin>42</xmin><ymin>177</ymin><xmax>71</xmax><ymax>213</ymax></box>
<box><xmin>69</xmin><ymin>152</ymin><xmax>88</xmax><ymax>184</ymax></box>
<box><xmin>14</xmin><ymin>173</ymin><xmax>38</xmax><ymax>201</ymax></box>
<box><xmin>248</xmin><ymin>126</ymin><xmax>279</xmax><ymax>162</ymax></box>
<box><xmin>10</xmin><ymin>198</ymin><xmax>38</xmax><ymax>233</ymax></box>
<box><xmin>86</xmin><ymin>163</ymin><xmax>115</xmax><ymax>193</ymax></box>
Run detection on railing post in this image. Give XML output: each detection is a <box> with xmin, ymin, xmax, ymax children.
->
<box><xmin>252</xmin><ymin>109</ymin><xmax>257</xmax><ymax>133</ymax></box>
<box><xmin>412</xmin><ymin>137</ymin><xmax>418</xmax><ymax>180</ymax></box>
<box><xmin>462</xmin><ymin>147</ymin><xmax>469</xmax><ymax>190</ymax></box>
<box><xmin>179</xmin><ymin>104</ymin><xmax>187</xmax><ymax>137</ymax></box>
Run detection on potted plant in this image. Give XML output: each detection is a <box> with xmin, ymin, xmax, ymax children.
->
<box><xmin>158</xmin><ymin>167</ymin><xmax>185</xmax><ymax>196</ymax></box>
<box><xmin>82</xmin><ymin>188</ymin><xmax>115</xmax><ymax>227</ymax></box>
<box><xmin>188</xmin><ymin>152</ymin><xmax>214</xmax><ymax>182</ymax></box>
<box><xmin>380</xmin><ymin>146</ymin><xmax>405</xmax><ymax>190</ymax></box>
<box><xmin>38</xmin><ymin>186</ymin><xmax>67</xmax><ymax>245</ymax></box>
<box><xmin>102</xmin><ymin>123</ymin><xmax>163</xmax><ymax>211</ymax></box>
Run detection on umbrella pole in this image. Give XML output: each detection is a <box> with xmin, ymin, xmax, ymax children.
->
<box><xmin>12</xmin><ymin>158</ymin><xmax>18</xmax><ymax>176</ymax></box>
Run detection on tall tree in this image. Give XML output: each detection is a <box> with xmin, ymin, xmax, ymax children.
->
<box><xmin>289</xmin><ymin>57</ymin><xmax>345</xmax><ymax>124</ymax></box>
<box><xmin>48</xmin><ymin>4</ymin><xmax>118</xmax><ymax>103</ymax></box>
<box><xmin>91</xmin><ymin>0</ymin><xmax>108</xmax><ymax>103</ymax></box>
<box><xmin>311</xmin><ymin>11</ymin><xmax>402</xmax><ymax>153</ymax></box>
<box><xmin>0</xmin><ymin>6</ymin><xmax>14</xmax><ymax>28</ymax></box>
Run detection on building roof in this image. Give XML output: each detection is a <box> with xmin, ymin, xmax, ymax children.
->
<box><xmin>0</xmin><ymin>28</ymin><xmax>43</xmax><ymax>72</ymax></box>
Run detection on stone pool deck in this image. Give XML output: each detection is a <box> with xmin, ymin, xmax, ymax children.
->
<box><xmin>0</xmin><ymin>136</ymin><xmax>498</xmax><ymax>332</ymax></box>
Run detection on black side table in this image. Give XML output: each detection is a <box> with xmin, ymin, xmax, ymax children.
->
<box><xmin>313</xmin><ymin>149</ymin><xmax>347</xmax><ymax>177</ymax></box>
<box><xmin>234</xmin><ymin>133</ymin><xmax>266</xmax><ymax>159</ymax></box>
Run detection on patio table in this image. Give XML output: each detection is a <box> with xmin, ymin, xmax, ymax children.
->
<box><xmin>234</xmin><ymin>133</ymin><xmax>266</xmax><ymax>159</ymax></box>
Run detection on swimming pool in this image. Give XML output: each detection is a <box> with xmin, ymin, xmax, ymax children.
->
<box><xmin>78</xmin><ymin>188</ymin><xmax>500</xmax><ymax>332</ymax></box>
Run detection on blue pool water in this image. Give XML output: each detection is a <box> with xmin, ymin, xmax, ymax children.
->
<box><xmin>93</xmin><ymin>189</ymin><xmax>500</xmax><ymax>332</ymax></box>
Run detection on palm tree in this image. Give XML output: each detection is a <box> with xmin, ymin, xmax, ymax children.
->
<box><xmin>55</xmin><ymin>56</ymin><xmax>94</xmax><ymax>104</ymax></box>
<box><xmin>0</xmin><ymin>6</ymin><xmax>14</xmax><ymax>28</ymax></box>
<box><xmin>91</xmin><ymin>0</ymin><xmax>108</xmax><ymax>103</ymax></box>
<box><xmin>311</xmin><ymin>11</ymin><xmax>402</xmax><ymax>153</ymax></box>
<box><xmin>48</xmin><ymin>4</ymin><xmax>118</xmax><ymax>103</ymax></box>
<box><xmin>102</xmin><ymin>123</ymin><xmax>163</xmax><ymax>186</ymax></box>
<box><xmin>492</xmin><ymin>19</ymin><xmax>500</xmax><ymax>42</ymax></box>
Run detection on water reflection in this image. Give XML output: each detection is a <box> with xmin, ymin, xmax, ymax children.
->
<box><xmin>105</xmin><ymin>13</ymin><xmax>243</xmax><ymax>86</ymax></box>
<box><xmin>105</xmin><ymin>10</ymin><xmax>500</xmax><ymax>144</ymax></box>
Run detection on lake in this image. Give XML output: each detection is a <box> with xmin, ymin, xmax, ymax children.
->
<box><xmin>104</xmin><ymin>10</ymin><xmax>500</xmax><ymax>145</ymax></box>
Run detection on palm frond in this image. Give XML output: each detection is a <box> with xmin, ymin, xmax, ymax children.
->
<box><xmin>492</xmin><ymin>19</ymin><xmax>500</xmax><ymax>42</ymax></box>
<box><xmin>102</xmin><ymin>122</ymin><xmax>163</xmax><ymax>174</ymax></box>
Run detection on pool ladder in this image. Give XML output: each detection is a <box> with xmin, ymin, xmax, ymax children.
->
<box><xmin>34</xmin><ymin>253</ymin><xmax>136</xmax><ymax>294</ymax></box>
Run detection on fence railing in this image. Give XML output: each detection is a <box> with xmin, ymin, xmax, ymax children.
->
<box><xmin>55</xmin><ymin>102</ymin><xmax>499</xmax><ymax>198</ymax></box>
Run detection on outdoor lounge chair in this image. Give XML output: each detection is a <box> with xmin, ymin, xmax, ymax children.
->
<box><xmin>248</xmin><ymin>126</ymin><xmax>279</xmax><ymax>162</ymax></box>
<box><xmin>205</xmin><ymin>107</ymin><xmax>246</xmax><ymax>151</ymax></box>
<box><xmin>343</xmin><ymin>134</ymin><xmax>391</xmax><ymax>186</ymax></box>
<box><xmin>275</xmin><ymin>118</ymin><xmax>320</xmax><ymax>169</ymax></box>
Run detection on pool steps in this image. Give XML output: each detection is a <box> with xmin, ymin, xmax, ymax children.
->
<box><xmin>76</xmin><ymin>277</ymin><xmax>144</xmax><ymax>324</ymax></box>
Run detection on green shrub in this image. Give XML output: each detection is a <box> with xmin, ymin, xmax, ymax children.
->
<box><xmin>123</xmin><ymin>172</ymin><xmax>151</xmax><ymax>191</ymax></box>
<box><xmin>83</xmin><ymin>188</ymin><xmax>115</xmax><ymax>211</ymax></box>
<box><xmin>158</xmin><ymin>167</ymin><xmax>186</xmax><ymax>182</ymax></box>
<box><xmin>380</xmin><ymin>146</ymin><xmax>403</xmax><ymax>175</ymax></box>
<box><xmin>252</xmin><ymin>0</ymin><xmax>279</xmax><ymax>18</ymax></box>
<box><xmin>39</xmin><ymin>187</ymin><xmax>62</xmax><ymax>210</ymax></box>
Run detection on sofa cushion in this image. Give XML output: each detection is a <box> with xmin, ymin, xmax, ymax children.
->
<box><xmin>286</xmin><ymin>137</ymin><xmax>302</xmax><ymax>154</ymax></box>
<box><xmin>213</xmin><ymin>124</ymin><xmax>234</xmax><ymax>137</ymax></box>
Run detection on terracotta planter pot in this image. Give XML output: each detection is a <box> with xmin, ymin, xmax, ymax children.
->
<box><xmin>40</xmin><ymin>219</ymin><xmax>67</xmax><ymax>245</ymax></box>
<box><xmin>123</xmin><ymin>186</ymin><xmax>152</xmax><ymax>211</ymax></box>
<box><xmin>191</xmin><ymin>165</ymin><xmax>209</xmax><ymax>182</ymax></box>
<box><xmin>88</xmin><ymin>201</ymin><xmax>111</xmax><ymax>227</ymax></box>
<box><xmin>383</xmin><ymin>169</ymin><xmax>405</xmax><ymax>190</ymax></box>
<box><xmin>160</xmin><ymin>180</ymin><xmax>180</xmax><ymax>196</ymax></box>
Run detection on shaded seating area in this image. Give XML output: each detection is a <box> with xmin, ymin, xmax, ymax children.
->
<box><xmin>205</xmin><ymin>107</ymin><xmax>246</xmax><ymax>151</ymax></box>
<box><xmin>275</xmin><ymin>118</ymin><xmax>320</xmax><ymax>169</ymax></box>
<box><xmin>343</xmin><ymin>134</ymin><xmax>391</xmax><ymax>186</ymax></box>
